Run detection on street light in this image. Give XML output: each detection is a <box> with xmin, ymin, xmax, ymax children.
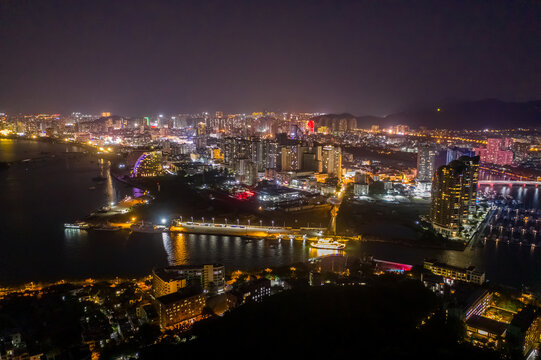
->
<box><xmin>161</xmin><ymin>218</ymin><xmax>167</xmax><ymax>224</ymax></box>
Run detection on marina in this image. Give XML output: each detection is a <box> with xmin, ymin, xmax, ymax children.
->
<box><xmin>2</xmin><ymin>140</ymin><xmax>541</xmax><ymax>291</ymax></box>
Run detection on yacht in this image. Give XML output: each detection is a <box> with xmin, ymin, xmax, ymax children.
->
<box><xmin>64</xmin><ymin>221</ymin><xmax>90</xmax><ymax>230</ymax></box>
<box><xmin>310</xmin><ymin>238</ymin><xmax>346</xmax><ymax>250</ymax></box>
<box><xmin>130</xmin><ymin>221</ymin><xmax>160</xmax><ymax>234</ymax></box>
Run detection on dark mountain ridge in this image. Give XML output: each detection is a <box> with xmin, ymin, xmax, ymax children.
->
<box><xmin>318</xmin><ymin>99</ymin><xmax>541</xmax><ymax>130</ymax></box>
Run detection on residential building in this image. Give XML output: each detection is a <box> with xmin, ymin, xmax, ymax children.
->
<box><xmin>152</xmin><ymin>268</ymin><xmax>187</xmax><ymax>298</ymax></box>
<box><xmin>321</xmin><ymin>145</ymin><xmax>342</xmax><ymax>179</ymax></box>
<box><xmin>429</xmin><ymin>155</ymin><xmax>479</xmax><ymax>237</ymax></box>
<box><xmin>417</xmin><ymin>144</ymin><xmax>437</xmax><ymax>183</ymax></box>
<box><xmin>424</xmin><ymin>259</ymin><xmax>485</xmax><ymax>285</ymax></box>
<box><xmin>474</xmin><ymin>138</ymin><xmax>514</xmax><ymax>165</ymax></box>
<box><xmin>508</xmin><ymin>306</ymin><xmax>541</xmax><ymax>356</ymax></box>
<box><xmin>152</xmin><ymin>264</ymin><xmax>225</xmax><ymax>293</ymax></box>
<box><xmin>466</xmin><ymin>315</ymin><xmax>507</xmax><ymax>349</ymax></box>
<box><xmin>155</xmin><ymin>289</ymin><xmax>206</xmax><ymax>329</ymax></box>
<box><xmin>228</xmin><ymin>278</ymin><xmax>272</xmax><ymax>307</ymax></box>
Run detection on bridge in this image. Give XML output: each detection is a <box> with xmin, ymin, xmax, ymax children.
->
<box><xmin>478</xmin><ymin>180</ymin><xmax>541</xmax><ymax>187</ymax></box>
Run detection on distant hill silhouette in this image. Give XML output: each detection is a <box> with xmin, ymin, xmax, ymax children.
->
<box><xmin>311</xmin><ymin>113</ymin><xmax>357</xmax><ymax>131</ymax></box>
<box><xmin>320</xmin><ymin>99</ymin><xmax>541</xmax><ymax>130</ymax></box>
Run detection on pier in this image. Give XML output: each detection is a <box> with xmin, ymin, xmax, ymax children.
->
<box><xmin>169</xmin><ymin>221</ymin><xmax>326</xmax><ymax>238</ymax></box>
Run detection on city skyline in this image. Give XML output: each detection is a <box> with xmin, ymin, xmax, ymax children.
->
<box><xmin>2</xmin><ymin>1</ymin><xmax>541</xmax><ymax>358</ymax></box>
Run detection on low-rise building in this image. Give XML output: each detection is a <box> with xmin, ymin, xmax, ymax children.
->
<box><xmin>152</xmin><ymin>264</ymin><xmax>225</xmax><ymax>294</ymax></box>
<box><xmin>152</xmin><ymin>268</ymin><xmax>187</xmax><ymax>298</ymax></box>
<box><xmin>466</xmin><ymin>315</ymin><xmax>507</xmax><ymax>349</ymax></box>
<box><xmin>421</xmin><ymin>273</ymin><xmax>445</xmax><ymax>295</ymax></box>
<box><xmin>508</xmin><ymin>305</ymin><xmax>541</xmax><ymax>356</ymax></box>
<box><xmin>424</xmin><ymin>259</ymin><xmax>485</xmax><ymax>285</ymax></box>
<box><xmin>155</xmin><ymin>289</ymin><xmax>206</xmax><ymax>329</ymax></box>
<box><xmin>464</xmin><ymin>289</ymin><xmax>492</xmax><ymax>320</ymax></box>
<box><xmin>228</xmin><ymin>278</ymin><xmax>272</xmax><ymax>307</ymax></box>
<box><xmin>446</xmin><ymin>286</ymin><xmax>492</xmax><ymax>321</ymax></box>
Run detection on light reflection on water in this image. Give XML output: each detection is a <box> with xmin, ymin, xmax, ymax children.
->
<box><xmin>157</xmin><ymin>232</ymin><xmax>313</xmax><ymax>270</ymax></box>
<box><xmin>161</xmin><ymin>233</ymin><xmax>188</xmax><ymax>265</ymax></box>
<box><xmin>480</xmin><ymin>184</ymin><xmax>540</xmax><ymax>209</ymax></box>
<box><xmin>309</xmin><ymin>248</ymin><xmax>344</xmax><ymax>258</ymax></box>
<box><xmin>3</xmin><ymin>140</ymin><xmax>541</xmax><ymax>290</ymax></box>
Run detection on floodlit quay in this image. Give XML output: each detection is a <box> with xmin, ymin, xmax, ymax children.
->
<box><xmin>478</xmin><ymin>180</ymin><xmax>541</xmax><ymax>186</ymax></box>
<box><xmin>169</xmin><ymin>221</ymin><xmax>326</xmax><ymax>238</ymax></box>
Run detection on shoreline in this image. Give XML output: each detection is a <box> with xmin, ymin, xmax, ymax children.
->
<box><xmin>0</xmin><ymin>135</ymin><xmax>120</xmax><ymax>163</ymax></box>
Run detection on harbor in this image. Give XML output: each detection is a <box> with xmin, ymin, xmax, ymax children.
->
<box><xmin>1</xmin><ymin>140</ymin><xmax>541</xmax><ymax>291</ymax></box>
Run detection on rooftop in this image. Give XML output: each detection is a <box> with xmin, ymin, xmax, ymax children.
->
<box><xmin>510</xmin><ymin>305</ymin><xmax>537</xmax><ymax>332</ymax></box>
<box><xmin>156</xmin><ymin>288</ymin><xmax>204</xmax><ymax>305</ymax></box>
<box><xmin>466</xmin><ymin>315</ymin><xmax>507</xmax><ymax>335</ymax></box>
<box><xmin>424</xmin><ymin>259</ymin><xmax>483</xmax><ymax>275</ymax></box>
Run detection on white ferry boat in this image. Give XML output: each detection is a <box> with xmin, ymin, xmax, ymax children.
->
<box><xmin>310</xmin><ymin>238</ymin><xmax>346</xmax><ymax>250</ymax></box>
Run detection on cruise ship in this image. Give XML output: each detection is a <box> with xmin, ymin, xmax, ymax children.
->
<box><xmin>310</xmin><ymin>238</ymin><xmax>346</xmax><ymax>250</ymax></box>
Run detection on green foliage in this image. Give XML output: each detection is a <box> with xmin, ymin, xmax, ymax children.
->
<box><xmin>141</xmin><ymin>277</ymin><xmax>502</xmax><ymax>359</ymax></box>
<box><xmin>493</xmin><ymin>292</ymin><xmax>523</xmax><ymax>313</ymax></box>
<box><xmin>0</xmin><ymin>292</ymin><xmax>84</xmax><ymax>354</ymax></box>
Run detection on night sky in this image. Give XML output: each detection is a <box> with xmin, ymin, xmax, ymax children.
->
<box><xmin>1</xmin><ymin>0</ymin><xmax>540</xmax><ymax>116</ymax></box>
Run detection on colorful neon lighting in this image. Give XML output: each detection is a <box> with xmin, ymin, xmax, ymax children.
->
<box><xmin>133</xmin><ymin>152</ymin><xmax>149</xmax><ymax>177</ymax></box>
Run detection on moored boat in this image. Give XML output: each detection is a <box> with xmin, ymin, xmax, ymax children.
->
<box><xmin>64</xmin><ymin>221</ymin><xmax>90</xmax><ymax>230</ymax></box>
<box><xmin>130</xmin><ymin>221</ymin><xmax>160</xmax><ymax>233</ymax></box>
<box><xmin>310</xmin><ymin>238</ymin><xmax>346</xmax><ymax>250</ymax></box>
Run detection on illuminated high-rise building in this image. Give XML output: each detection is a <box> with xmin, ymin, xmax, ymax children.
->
<box><xmin>132</xmin><ymin>151</ymin><xmax>163</xmax><ymax>177</ymax></box>
<box><xmin>430</xmin><ymin>156</ymin><xmax>479</xmax><ymax>238</ymax></box>
<box><xmin>196</xmin><ymin>122</ymin><xmax>206</xmax><ymax>136</ymax></box>
<box><xmin>222</xmin><ymin>137</ymin><xmax>252</xmax><ymax>166</ymax></box>
<box><xmin>417</xmin><ymin>144</ymin><xmax>437</xmax><ymax>183</ymax></box>
<box><xmin>252</xmin><ymin>139</ymin><xmax>278</xmax><ymax>171</ymax></box>
<box><xmin>281</xmin><ymin>145</ymin><xmax>301</xmax><ymax>171</ymax></box>
<box><xmin>322</xmin><ymin>145</ymin><xmax>342</xmax><ymax>179</ymax></box>
<box><xmin>474</xmin><ymin>138</ymin><xmax>514</xmax><ymax>165</ymax></box>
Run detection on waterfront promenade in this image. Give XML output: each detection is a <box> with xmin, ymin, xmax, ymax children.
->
<box><xmin>169</xmin><ymin>221</ymin><xmax>326</xmax><ymax>238</ymax></box>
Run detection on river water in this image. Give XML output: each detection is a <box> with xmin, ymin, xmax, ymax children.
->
<box><xmin>1</xmin><ymin>139</ymin><xmax>540</xmax><ymax>290</ymax></box>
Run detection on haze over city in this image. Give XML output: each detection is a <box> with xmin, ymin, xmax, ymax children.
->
<box><xmin>1</xmin><ymin>0</ymin><xmax>541</xmax><ymax>117</ymax></box>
